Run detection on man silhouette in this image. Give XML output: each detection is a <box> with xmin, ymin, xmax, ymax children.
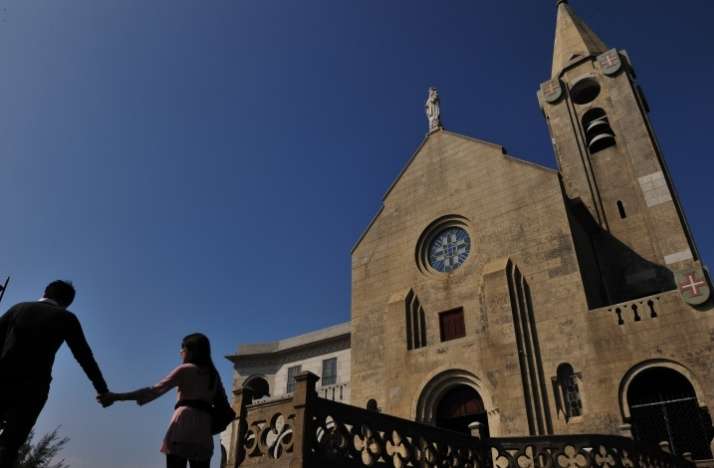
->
<box><xmin>0</xmin><ymin>280</ymin><xmax>110</xmax><ymax>468</ymax></box>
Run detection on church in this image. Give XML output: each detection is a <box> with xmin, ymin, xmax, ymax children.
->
<box><xmin>224</xmin><ymin>1</ymin><xmax>714</xmax><ymax>465</ymax></box>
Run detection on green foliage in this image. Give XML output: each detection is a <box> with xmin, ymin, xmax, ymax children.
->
<box><xmin>14</xmin><ymin>428</ymin><xmax>69</xmax><ymax>468</ymax></box>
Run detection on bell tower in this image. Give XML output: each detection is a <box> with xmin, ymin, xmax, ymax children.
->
<box><xmin>538</xmin><ymin>0</ymin><xmax>701</xmax><ymax>306</ymax></box>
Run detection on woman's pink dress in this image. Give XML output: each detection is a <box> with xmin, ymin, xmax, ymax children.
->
<box><xmin>137</xmin><ymin>363</ymin><xmax>216</xmax><ymax>461</ymax></box>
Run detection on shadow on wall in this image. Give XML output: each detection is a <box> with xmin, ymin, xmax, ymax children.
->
<box><xmin>566</xmin><ymin>197</ymin><xmax>675</xmax><ymax>308</ymax></box>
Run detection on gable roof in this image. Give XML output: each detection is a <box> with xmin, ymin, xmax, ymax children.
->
<box><xmin>351</xmin><ymin>130</ymin><xmax>556</xmax><ymax>253</ymax></box>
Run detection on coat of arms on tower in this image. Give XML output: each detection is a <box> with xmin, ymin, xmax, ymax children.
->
<box><xmin>540</xmin><ymin>79</ymin><xmax>563</xmax><ymax>104</ymax></box>
<box><xmin>675</xmin><ymin>267</ymin><xmax>711</xmax><ymax>306</ymax></box>
<box><xmin>598</xmin><ymin>49</ymin><xmax>622</xmax><ymax>76</ymax></box>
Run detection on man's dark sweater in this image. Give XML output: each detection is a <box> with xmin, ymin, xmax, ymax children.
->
<box><xmin>0</xmin><ymin>301</ymin><xmax>108</xmax><ymax>395</ymax></box>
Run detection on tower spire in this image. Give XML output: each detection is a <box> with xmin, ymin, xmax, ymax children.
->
<box><xmin>551</xmin><ymin>1</ymin><xmax>608</xmax><ymax>77</ymax></box>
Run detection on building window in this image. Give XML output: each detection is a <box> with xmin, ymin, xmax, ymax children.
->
<box><xmin>405</xmin><ymin>290</ymin><xmax>427</xmax><ymax>350</ymax></box>
<box><xmin>321</xmin><ymin>358</ymin><xmax>337</xmax><ymax>386</ymax></box>
<box><xmin>570</xmin><ymin>77</ymin><xmax>601</xmax><ymax>105</ymax></box>
<box><xmin>439</xmin><ymin>307</ymin><xmax>466</xmax><ymax>342</ymax></box>
<box><xmin>582</xmin><ymin>108</ymin><xmax>616</xmax><ymax>154</ymax></box>
<box><xmin>428</xmin><ymin>227</ymin><xmax>471</xmax><ymax>273</ymax></box>
<box><xmin>286</xmin><ymin>365</ymin><xmax>301</xmax><ymax>394</ymax></box>
<box><xmin>244</xmin><ymin>376</ymin><xmax>270</xmax><ymax>400</ymax></box>
<box><xmin>553</xmin><ymin>363</ymin><xmax>582</xmax><ymax>421</ymax></box>
<box><xmin>617</xmin><ymin>201</ymin><xmax>627</xmax><ymax>219</ymax></box>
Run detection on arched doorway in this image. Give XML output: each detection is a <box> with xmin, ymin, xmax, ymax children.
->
<box><xmin>416</xmin><ymin>369</ymin><xmax>499</xmax><ymax>437</ymax></box>
<box><xmin>435</xmin><ymin>385</ymin><xmax>489</xmax><ymax>437</ymax></box>
<box><xmin>627</xmin><ymin>367</ymin><xmax>712</xmax><ymax>458</ymax></box>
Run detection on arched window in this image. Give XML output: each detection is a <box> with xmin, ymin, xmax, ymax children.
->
<box><xmin>553</xmin><ymin>363</ymin><xmax>582</xmax><ymax>421</ymax></box>
<box><xmin>244</xmin><ymin>376</ymin><xmax>270</xmax><ymax>400</ymax></box>
<box><xmin>627</xmin><ymin>367</ymin><xmax>712</xmax><ymax>459</ymax></box>
<box><xmin>570</xmin><ymin>77</ymin><xmax>601</xmax><ymax>105</ymax></box>
<box><xmin>582</xmin><ymin>108</ymin><xmax>616</xmax><ymax>154</ymax></box>
<box><xmin>405</xmin><ymin>290</ymin><xmax>427</xmax><ymax>350</ymax></box>
<box><xmin>617</xmin><ymin>200</ymin><xmax>627</xmax><ymax>219</ymax></box>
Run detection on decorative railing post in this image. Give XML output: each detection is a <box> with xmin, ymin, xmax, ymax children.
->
<box><xmin>230</xmin><ymin>386</ymin><xmax>253</xmax><ymax>468</ymax></box>
<box><xmin>469</xmin><ymin>421</ymin><xmax>483</xmax><ymax>440</ymax></box>
<box><xmin>290</xmin><ymin>371</ymin><xmax>319</xmax><ymax>468</ymax></box>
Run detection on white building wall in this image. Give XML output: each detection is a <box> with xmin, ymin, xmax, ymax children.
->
<box><xmin>273</xmin><ymin>347</ymin><xmax>351</xmax><ymax>401</ymax></box>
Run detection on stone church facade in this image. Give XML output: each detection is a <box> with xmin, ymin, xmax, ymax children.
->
<box><xmin>228</xmin><ymin>0</ymin><xmax>714</xmax><ymax>462</ymax></box>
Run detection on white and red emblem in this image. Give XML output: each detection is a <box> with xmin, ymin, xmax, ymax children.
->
<box><xmin>598</xmin><ymin>49</ymin><xmax>623</xmax><ymax>76</ymax></box>
<box><xmin>541</xmin><ymin>79</ymin><xmax>563</xmax><ymax>104</ymax></box>
<box><xmin>675</xmin><ymin>268</ymin><xmax>711</xmax><ymax>306</ymax></box>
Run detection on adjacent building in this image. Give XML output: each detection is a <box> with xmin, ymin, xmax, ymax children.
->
<box><xmin>221</xmin><ymin>323</ymin><xmax>351</xmax><ymax>464</ymax></box>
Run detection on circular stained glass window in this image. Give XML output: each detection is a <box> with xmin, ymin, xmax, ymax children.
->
<box><xmin>428</xmin><ymin>227</ymin><xmax>471</xmax><ymax>273</ymax></box>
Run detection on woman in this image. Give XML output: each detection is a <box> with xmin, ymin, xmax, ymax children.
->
<box><xmin>99</xmin><ymin>333</ymin><xmax>227</xmax><ymax>468</ymax></box>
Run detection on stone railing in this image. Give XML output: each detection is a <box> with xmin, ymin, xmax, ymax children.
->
<box><xmin>312</xmin><ymin>396</ymin><xmax>485</xmax><ymax>467</ymax></box>
<box><xmin>593</xmin><ymin>290</ymin><xmax>684</xmax><ymax>326</ymax></box>
<box><xmin>490</xmin><ymin>434</ymin><xmax>694</xmax><ymax>468</ymax></box>
<box><xmin>318</xmin><ymin>381</ymin><xmax>349</xmax><ymax>402</ymax></box>
<box><xmin>225</xmin><ymin>372</ymin><xmax>694</xmax><ymax>468</ymax></box>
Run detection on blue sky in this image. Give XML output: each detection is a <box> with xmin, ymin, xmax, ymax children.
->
<box><xmin>1</xmin><ymin>1</ymin><xmax>713</xmax><ymax>467</ymax></box>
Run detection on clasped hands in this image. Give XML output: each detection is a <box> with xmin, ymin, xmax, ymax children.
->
<box><xmin>97</xmin><ymin>388</ymin><xmax>154</xmax><ymax>407</ymax></box>
<box><xmin>97</xmin><ymin>392</ymin><xmax>117</xmax><ymax>408</ymax></box>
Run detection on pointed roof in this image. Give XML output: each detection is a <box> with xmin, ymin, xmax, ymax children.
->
<box><xmin>551</xmin><ymin>0</ymin><xmax>608</xmax><ymax>77</ymax></box>
<box><xmin>350</xmin><ymin>130</ymin><xmax>557</xmax><ymax>254</ymax></box>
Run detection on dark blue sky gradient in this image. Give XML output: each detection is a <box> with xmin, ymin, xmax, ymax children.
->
<box><xmin>1</xmin><ymin>1</ymin><xmax>712</xmax><ymax>467</ymax></box>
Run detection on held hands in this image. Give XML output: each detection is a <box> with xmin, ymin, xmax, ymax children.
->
<box><xmin>97</xmin><ymin>392</ymin><xmax>117</xmax><ymax>408</ymax></box>
<box><xmin>97</xmin><ymin>389</ymin><xmax>152</xmax><ymax>407</ymax></box>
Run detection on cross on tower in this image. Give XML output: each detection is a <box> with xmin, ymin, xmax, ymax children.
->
<box><xmin>601</xmin><ymin>52</ymin><xmax>619</xmax><ymax>69</ymax></box>
<box><xmin>680</xmin><ymin>273</ymin><xmax>707</xmax><ymax>297</ymax></box>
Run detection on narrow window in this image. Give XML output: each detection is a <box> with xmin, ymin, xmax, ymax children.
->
<box><xmin>555</xmin><ymin>363</ymin><xmax>582</xmax><ymax>421</ymax></box>
<box><xmin>286</xmin><ymin>365</ymin><xmax>301</xmax><ymax>394</ymax></box>
<box><xmin>648</xmin><ymin>299</ymin><xmax>657</xmax><ymax>318</ymax></box>
<box><xmin>439</xmin><ymin>307</ymin><xmax>466</xmax><ymax>342</ymax></box>
<box><xmin>406</xmin><ymin>290</ymin><xmax>427</xmax><ymax>350</ymax></box>
<box><xmin>632</xmin><ymin>304</ymin><xmax>641</xmax><ymax>321</ymax></box>
<box><xmin>615</xmin><ymin>307</ymin><xmax>624</xmax><ymax>325</ymax></box>
<box><xmin>321</xmin><ymin>358</ymin><xmax>337</xmax><ymax>386</ymax></box>
<box><xmin>617</xmin><ymin>201</ymin><xmax>627</xmax><ymax>219</ymax></box>
<box><xmin>405</xmin><ymin>291</ymin><xmax>414</xmax><ymax>350</ymax></box>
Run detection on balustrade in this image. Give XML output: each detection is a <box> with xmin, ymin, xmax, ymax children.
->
<box><xmin>319</xmin><ymin>382</ymin><xmax>349</xmax><ymax>402</ymax></box>
<box><xmin>312</xmin><ymin>397</ymin><xmax>485</xmax><ymax>467</ymax></box>
<box><xmin>227</xmin><ymin>372</ymin><xmax>695</xmax><ymax>468</ymax></box>
<box><xmin>490</xmin><ymin>434</ymin><xmax>693</xmax><ymax>468</ymax></box>
<box><xmin>603</xmin><ymin>293</ymin><xmax>667</xmax><ymax>325</ymax></box>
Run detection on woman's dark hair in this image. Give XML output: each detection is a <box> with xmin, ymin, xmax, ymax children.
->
<box><xmin>44</xmin><ymin>280</ymin><xmax>76</xmax><ymax>308</ymax></box>
<box><xmin>182</xmin><ymin>333</ymin><xmax>219</xmax><ymax>390</ymax></box>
